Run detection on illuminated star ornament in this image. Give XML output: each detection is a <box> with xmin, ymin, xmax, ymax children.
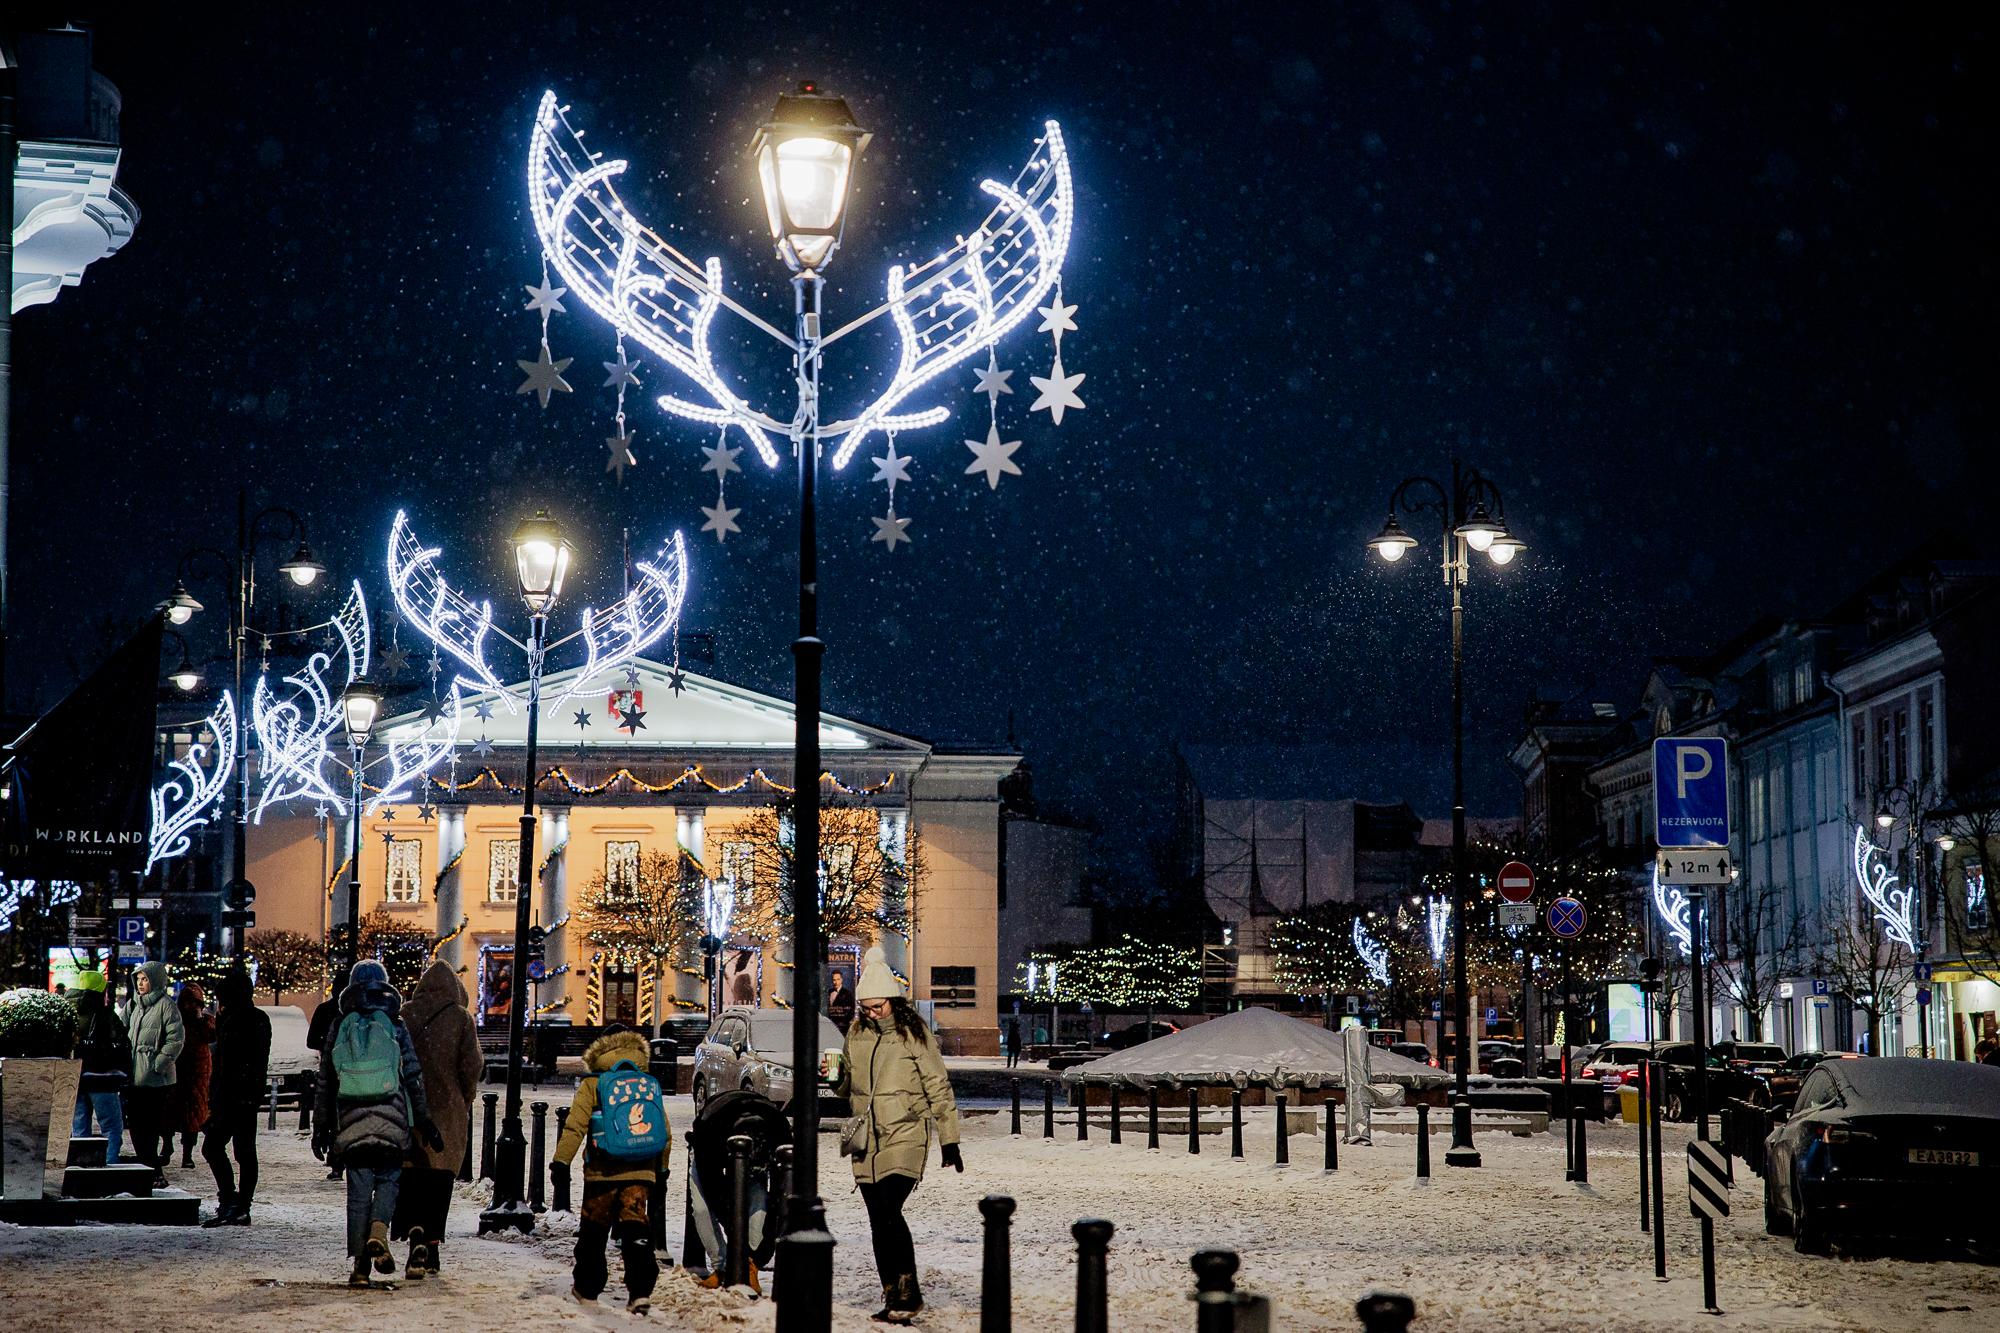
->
<box><xmin>526</xmin><ymin>90</ymin><xmax>1079</xmax><ymax>549</ymax></box>
<box><xmin>517</xmin><ymin>344</ymin><xmax>573</xmax><ymax>408</ymax></box>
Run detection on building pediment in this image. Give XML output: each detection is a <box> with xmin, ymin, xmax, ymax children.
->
<box><xmin>374</xmin><ymin>658</ymin><xmax>929</xmax><ymax>758</ymax></box>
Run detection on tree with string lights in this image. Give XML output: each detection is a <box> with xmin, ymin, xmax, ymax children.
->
<box><xmin>736</xmin><ymin>802</ymin><xmax>923</xmax><ymax>953</ymax></box>
<box><xmin>244</xmin><ymin>928</ymin><xmax>324</xmax><ymax>1007</ymax></box>
<box><xmin>578</xmin><ymin>848</ymin><xmax>703</xmax><ymax>974</ymax></box>
<box><xmin>357</xmin><ymin>907</ymin><xmax>432</xmax><ymax>994</ymax></box>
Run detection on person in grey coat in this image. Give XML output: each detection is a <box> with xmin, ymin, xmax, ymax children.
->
<box><xmin>312</xmin><ymin>961</ymin><xmax>441</xmax><ymax>1286</ymax></box>
<box><xmin>126</xmin><ymin>960</ymin><xmax>185</xmax><ymax>1187</ymax></box>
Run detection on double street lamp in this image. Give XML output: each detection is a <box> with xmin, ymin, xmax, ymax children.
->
<box><xmin>1367</xmin><ymin>459</ymin><xmax>1527</xmax><ymax>1169</ymax></box>
<box><xmin>1873</xmin><ymin>782</ymin><xmax>1943</xmax><ymax>1059</ymax></box>
<box><xmin>337</xmin><ymin>679</ymin><xmax>385</xmax><ymax>964</ymax></box>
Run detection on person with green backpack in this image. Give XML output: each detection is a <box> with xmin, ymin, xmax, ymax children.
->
<box><xmin>312</xmin><ymin>960</ymin><xmax>443</xmax><ymax>1287</ymax></box>
<box><xmin>551</xmin><ymin>1025</ymin><xmax>671</xmax><ymax>1314</ymax></box>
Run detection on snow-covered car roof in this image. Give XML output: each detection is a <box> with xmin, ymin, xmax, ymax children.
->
<box><xmin>1827</xmin><ymin>1056</ymin><xmax>2000</xmax><ymax>1116</ymax></box>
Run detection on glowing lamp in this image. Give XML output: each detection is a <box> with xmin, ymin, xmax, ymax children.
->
<box><xmin>169</xmin><ymin>654</ymin><xmax>202</xmax><ymax>693</ymax></box>
<box><xmin>279</xmin><ymin>542</ymin><xmax>327</xmax><ymax>588</ymax></box>
<box><xmin>1938</xmin><ymin>835</ymin><xmax>1956</xmax><ymax>852</ymax></box>
<box><xmin>1454</xmin><ymin>502</ymin><xmax>1506</xmax><ymax>552</ymax></box>
<box><xmin>1485</xmin><ymin>533</ymin><xmax>1526</xmax><ymax>566</ymax></box>
<box><xmin>160</xmin><ymin>580</ymin><xmax>203</xmax><ymax>626</ymax></box>
<box><xmin>1876</xmin><ymin>810</ymin><xmax>1894</xmax><ymax>830</ymax></box>
<box><xmin>1367</xmin><ymin>515</ymin><xmax>1419</xmax><ymax>563</ymax></box>
<box><xmin>511</xmin><ymin>509</ymin><xmax>573</xmax><ymax>614</ymax></box>
<box><xmin>751</xmin><ymin>82</ymin><xmax>870</xmax><ymax>273</ymax></box>
<box><xmin>341</xmin><ymin>680</ymin><xmax>384</xmax><ymax>750</ymax></box>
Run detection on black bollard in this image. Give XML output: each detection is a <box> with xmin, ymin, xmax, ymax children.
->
<box><xmin>1043</xmin><ymin>1080</ymin><xmax>1056</xmax><ymax>1140</ymax></box>
<box><xmin>1077</xmin><ymin>1084</ymin><xmax>1089</xmax><ymax>1143</ymax></box>
<box><xmin>1147</xmin><ymin>1085</ymin><xmax>1160</xmax><ymax>1151</ymax></box>
<box><xmin>1357</xmin><ymin>1290</ymin><xmax>1418</xmax><ymax>1333</ymax></box>
<box><xmin>1191</xmin><ymin>1248</ymin><xmax>1240</xmax><ymax>1333</ymax></box>
<box><xmin>772</xmin><ymin>1143</ymin><xmax>794</xmax><ymax>1238</ymax></box>
<box><xmin>681</xmin><ymin>1134</ymin><xmax>705</xmax><ymax>1271</ymax></box>
<box><xmin>1071</xmin><ymin>1218</ymin><xmax>1116</xmax><ymax>1333</ymax></box>
<box><xmin>1325</xmin><ymin>1101</ymin><xmax>1338</xmax><ymax>1172</ymax></box>
<box><xmin>1188</xmin><ymin>1088</ymin><xmax>1201</xmax><ymax>1155</ymax></box>
<box><xmin>480</xmin><ymin>1091</ymin><xmax>499</xmax><ymax>1181</ymax></box>
<box><xmin>529</xmin><ymin>1101</ymin><xmax>549</xmax><ymax>1212</ymax></box>
<box><xmin>267</xmin><ymin>1076</ymin><xmax>281</xmax><ymax>1131</ymax></box>
<box><xmin>1415</xmin><ymin>1104</ymin><xmax>1431</xmax><ymax>1178</ymax></box>
<box><xmin>460</xmin><ymin>1109</ymin><xmax>475</xmax><ymax>1183</ymax></box>
<box><xmin>725</xmin><ymin>1134</ymin><xmax>753</xmax><ymax>1288</ymax></box>
<box><xmin>299</xmin><ymin>1071</ymin><xmax>314</xmax><ymax>1132</ymax></box>
<box><xmin>1275</xmin><ymin>1094</ymin><xmax>1290</xmax><ymax>1167</ymax></box>
<box><xmin>1573</xmin><ymin>1102</ymin><xmax>1589</xmax><ymax>1185</ymax></box>
<box><xmin>1110</xmin><ymin>1087</ymin><xmax>1122</xmax><ymax>1145</ymax></box>
<box><xmin>1011</xmin><ymin>1078</ymin><xmax>1023</xmax><ymax>1136</ymax></box>
<box><xmin>551</xmin><ymin>1110</ymin><xmax>572</xmax><ymax>1208</ymax></box>
<box><xmin>979</xmin><ymin>1194</ymin><xmax>1016</xmax><ymax>1333</ymax></box>
<box><xmin>1230</xmin><ymin>1090</ymin><xmax>1245</xmax><ymax>1159</ymax></box>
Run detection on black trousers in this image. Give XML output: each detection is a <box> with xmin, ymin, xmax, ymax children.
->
<box><xmin>203</xmin><ymin>1110</ymin><xmax>259</xmax><ymax>1207</ymax></box>
<box><xmin>391</xmin><ymin>1166</ymin><xmax>456</xmax><ymax>1241</ymax></box>
<box><xmin>859</xmin><ymin>1174</ymin><xmax>919</xmax><ymax>1286</ymax></box>
<box><xmin>574</xmin><ymin>1181</ymin><xmax>658</xmax><ymax>1301</ymax></box>
<box><xmin>124</xmin><ymin>1087</ymin><xmax>171</xmax><ymax>1170</ymax></box>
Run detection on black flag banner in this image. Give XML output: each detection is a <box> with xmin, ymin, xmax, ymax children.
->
<box><xmin>2</xmin><ymin>615</ymin><xmax>165</xmax><ymax>879</ymax></box>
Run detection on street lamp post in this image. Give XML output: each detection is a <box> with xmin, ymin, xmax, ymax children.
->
<box><xmin>481</xmin><ymin>510</ymin><xmax>572</xmax><ymax>1234</ymax></box>
<box><xmin>1874</xmin><ymin>785</ymin><xmax>1936</xmax><ymax>1059</ymax></box>
<box><xmin>1368</xmin><ymin>458</ymin><xmax>1526</xmax><ymax>1169</ymax></box>
<box><xmin>338</xmin><ymin>681</ymin><xmax>383</xmax><ymax>964</ymax></box>
<box><xmin>753</xmin><ymin>83</ymin><xmax>869</xmax><ymax>1325</ymax></box>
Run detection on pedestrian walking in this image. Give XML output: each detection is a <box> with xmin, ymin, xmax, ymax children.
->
<box><xmin>307</xmin><ymin>965</ymin><xmax>351</xmax><ymax>1181</ymax></box>
<box><xmin>312</xmin><ymin>960</ymin><xmax>440</xmax><ymax>1287</ymax></box>
<box><xmin>688</xmin><ymin>1089</ymin><xmax>789</xmax><ymax>1293</ymax></box>
<box><xmin>168</xmin><ymin>982</ymin><xmax>214</xmax><ymax>1168</ymax></box>
<box><xmin>826</xmin><ymin>947</ymin><xmax>964</xmax><ymax>1326</ymax></box>
<box><xmin>392</xmin><ymin>959</ymin><xmax>481</xmax><ymax>1279</ymax></box>
<box><xmin>1003</xmin><ymin>1017</ymin><xmax>1021</xmax><ymax>1069</ymax></box>
<box><xmin>551</xmin><ymin>1025</ymin><xmax>670</xmax><ymax>1315</ymax></box>
<box><xmin>68</xmin><ymin>970</ymin><xmax>130</xmax><ymax>1162</ymax></box>
<box><xmin>202</xmin><ymin>966</ymin><xmax>270</xmax><ymax>1227</ymax></box>
<box><xmin>126</xmin><ymin>960</ymin><xmax>185</xmax><ymax>1186</ymax></box>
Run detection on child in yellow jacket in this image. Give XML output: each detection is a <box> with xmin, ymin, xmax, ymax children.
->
<box><xmin>551</xmin><ymin>1026</ymin><xmax>671</xmax><ymax>1312</ymax></box>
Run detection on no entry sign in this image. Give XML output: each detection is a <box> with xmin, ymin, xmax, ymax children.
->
<box><xmin>1497</xmin><ymin>861</ymin><xmax>1536</xmax><ymax>904</ymax></box>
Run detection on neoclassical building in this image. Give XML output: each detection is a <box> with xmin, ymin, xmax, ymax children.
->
<box><xmin>245</xmin><ymin>659</ymin><xmax>1015</xmax><ymax>1054</ymax></box>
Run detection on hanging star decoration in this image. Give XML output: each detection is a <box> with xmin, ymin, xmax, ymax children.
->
<box><xmin>380</xmin><ymin>830</ymin><xmax>398</xmax><ymax>846</ymax></box>
<box><xmin>1036</xmin><ymin>296</ymin><xmax>1078</xmax><ymax>339</ymax></box>
<box><xmin>623</xmin><ymin>665</ymin><xmax>642</xmax><ymax>690</ymax></box>
<box><xmin>605</xmin><ymin>431</ymin><xmax>637</xmax><ymax>483</ymax></box>
<box><xmin>701</xmin><ymin>501</ymin><xmax>741</xmax><ymax>542</ymax></box>
<box><xmin>666</xmin><ymin>666</ymin><xmax>686</xmax><ymax>696</ymax></box>
<box><xmin>380</xmin><ymin>644</ymin><xmax>410</xmax><ymax>680</ymax></box>
<box><xmin>1030</xmin><ymin>360</ymin><xmax>1086</xmax><ymax>425</ymax></box>
<box><xmin>419</xmin><ymin>695</ymin><xmax>447</xmax><ymax>726</ymax></box>
<box><xmin>965</xmin><ymin>422</ymin><xmax>1023</xmax><ymax>490</ymax></box>
<box><xmin>601</xmin><ymin>352</ymin><xmax>639</xmax><ymax>389</ymax></box>
<box><xmin>871</xmin><ymin>442</ymin><xmax>913</xmax><ymax>487</ymax></box>
<box><xmin>472</xmin><ymin>735</ymin><xmax>496</xmax><ymax>759</ymax></box>
<box><xmin>973</xmin><ymin>356</ymin><xmax>1013</xmax><ymax>402</ymax></box>
<box><xmin>616</xmin><ymin>702</ymin><xmax>648</xmax><ymax>735</ymax></box>
<box><xmin>418</xmin><ymin>802</ymin><xmax>438</xmax><ymax>823</ymax></box>
<box><xmin>517</xmin><ymin>345</ymin><xmax>574</xmax><ymax>408</ymax></box>
<box><xmin>870</xmin><ymin>511</ymin><xmax>913</xmax><ymax>552</ymax></box>
<box><xmin>573</xmin><ymin>708</ymin><xmax>592</xmax><ymax>732</ymax></box>
<box><xmin>472</xmin><ymin>699</ymin><xmax>496</xmax><ymax>723</ymax></box>
<box><xmin>380</xmin><ymin>806</ymin><xmax>397</xmax><ymax>823</ymax></box>
<box><xmin>523</xmin><ymin>278</ymin><xmax>568</xmax><ymax>316</ymax></box>
<box><xmin>701</xmin><ymin>440</ymin><xmax>741</xmax><ymax>477</ymax></box>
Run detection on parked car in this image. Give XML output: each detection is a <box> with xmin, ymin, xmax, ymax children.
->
<box><xmin>1711</xmin><ymin>1040</ymin><xmax>1788</xmax><ymax>1076</ymax></box>
<box><xmin>1479</xmin><ymin>1040</ymin><xmax>1523</xmax><ymax>1065</ymax></box>
<box><xmin>1763</xmin><ymin>1057</ymin><xmax>2000</xmax><ymax>1254</ymax></box>
<box><xmin>1389</xmin><ymin>1041</ymin><xmax>1435</xmax><ymax>1067</ymax></box>
<box><xmin>692</xmin><ymin>1007</ymin><xmax>846</xmax><ymax>1110</ymax></box>
<box><xmin>1763</xmin><ymin>1050</ymin><xmax>1861</xmax><ymax>1110</ymax></box>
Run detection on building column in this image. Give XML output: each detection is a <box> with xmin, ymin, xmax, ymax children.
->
<box><xmin>673</xmin><ymin>807</ymin><xmax>707</xmax><ymax>1012</ymax></box>
<box><xmin>435</xmin><ymin>807</ymin><xmax>467</xmax><ymax>969</ymax></box>
<box><xmin>541</xmin><ymin>806</ymin><xmax>570</xmax><ymax>1014</ymax></box>
<box><xmin>877</xmin><ymin>808</ymin><xmax>912</xmax><ymax>993</ymax></box>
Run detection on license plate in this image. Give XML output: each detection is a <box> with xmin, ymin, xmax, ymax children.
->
<box><xmin>1908</xmin><ymin>1148</ymin><xmax>1977</xmax><ymax>1167</ymax></box>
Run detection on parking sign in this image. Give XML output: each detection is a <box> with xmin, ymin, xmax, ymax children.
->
<box><xmin>1654</xmin><ymin>738</ymin><xmax>1730</xmax><ymax>848</ymax></box>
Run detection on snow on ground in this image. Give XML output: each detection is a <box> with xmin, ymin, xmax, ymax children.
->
<box><xmin>4</xmin><ymin>1092</ymin><xmax>1996</xmax><ymax>1331</ymax></box>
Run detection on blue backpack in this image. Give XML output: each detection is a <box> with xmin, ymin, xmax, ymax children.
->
<box><xmin>591</xmin><ymin>1060</ymin><xmax>667</xmax><ymax>1161</ymax></box>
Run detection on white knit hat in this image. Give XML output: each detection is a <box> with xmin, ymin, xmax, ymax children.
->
<box><xmin>855</xmin><ymin>945</ymin><xmax>901</xmax><ymax>1001</ymax></box>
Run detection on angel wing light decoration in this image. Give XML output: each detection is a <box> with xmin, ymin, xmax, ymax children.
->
<box><xmin>251</xmin><ymin>581</ymin><xmax>371</xmax><ymax>820</ymax></box>
<box><xmin>1353</xmin><ymin>917</ymin><xmax>1392</xmax><ymax>990</ymax></box>
<box><xmin>149</xmin><ymin>692</ymin><xmax>238</xmax><ymax>873</ymax></box>
<box><xmin>1852</xmin><ymin>825</ymin><xmax>1920</xmax><ymax>952</ymax></box>
<box><xmin>1427</xmin><ymin>895</ymin><xmax>1452</xmax><ymax>963</ymax></box>
<box><xmin>1651</xmin><ymin>863</ymin><xmax>1695</xmax><ymax>959</ymax></box>
<box><xmin>526</xmin><ymin>89</ymin><xmax>1077</xmax><ymax>538</ymax></box>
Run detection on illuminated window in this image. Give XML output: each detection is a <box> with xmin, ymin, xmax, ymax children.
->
<box><xmin>385</xmin><ymin>838</ymin><xmax>423</xmax><ymax>904</ymax></box>
<box><xmin>489</xmin><ymin>839</ymin><xmax>520</xmax><ymax>903</ymax></box>
<box><xmin>723</xmin><ymin>841</ymin><xmax>755</xmax><ymax>908</ymax></box>
<box><xmin>1968</xmin><ymin>861</ymin><xmax>1989</xmax><ymax>933</ymax></box>
<box><xmin>605</xmin><ymin>840</ymin><xmax>641</xmax><ymax>900</ymax></box>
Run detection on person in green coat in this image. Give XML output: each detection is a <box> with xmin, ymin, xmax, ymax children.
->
<box><xmin>125</xmin><ymin>960</ymin><xmax>185</xmax><ymax>1187</ymax></box>
<box><xmin>826</xmin><ymin>947</ymin><xmax>963</xmax><ymax>1325</ymax></box>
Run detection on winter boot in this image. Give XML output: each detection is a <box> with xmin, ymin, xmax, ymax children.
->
<box><xmin>348</xmin><ymin>1256</ymin><xmax>372</xmax><ymax>1288</ymax></box>
<box><xmin>202</xmin><ymin>1195</ymin><xmax>237</xmax><ymax>1227</ymax></box>
<box><xmin>746</xmin><ymin>1260</ymin><xmax>761</xmax><ymax>1297</ymax></box>
<box><xmin>869</xmin><ymin>1284</ymin><xmax>909</xmax><ymax>1325</ymax></box>
<box><xmin>425</xmin><ymin>1239</ymin><xmax>441</xmax><ymax>1274</ymax></box>
<box><xmin>404</xmin><ymin>1227</ymin><xmax>430</xmax><ymax>1281</ymax></box>
<box><xmin>628</xmin><ymin>1295</ymin><xmax>652</xmax><ymax>1316</ymax></box>
<box><xmin>881</xmin><ymin>1272</ymin><xmax>922</xmax><ymax>1323</ymax></box>
<box><xmin>367</xmin><ymin>1220</ymin><xmax>395</xmax><ymax>1273</ymax></box>
<box><xmin>570</xmin><ymin>1287</ymin><xmax>598</xmax><ymax>1305</ymax></box>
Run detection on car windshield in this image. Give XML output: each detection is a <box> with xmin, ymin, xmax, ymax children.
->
<box><xmin>1835</xmin><ymin>1057</ymin><xmax>2000</xmax><ymax>1115</ymax></box>
<box><xmin>750</xmin><ymin>1014</ymin><xmax>845</xmax><ymax>1059</ymax></box>
<box><xmin>1731</xmin><ymin>1045</ymin><xmax>1785</xmax><ymax>1063</ymax></box>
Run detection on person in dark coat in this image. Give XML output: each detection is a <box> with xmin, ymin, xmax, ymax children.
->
<box><xmin>168</xmin><ymin>982</ymin><xmax>215</xmax><ymax>1168</ymax></box>
<box><xmin>687</xmin><ymin>1089</ymin><xmax>790</xmax><ymax>1293</ymax></box>
<box><xmin>307</xmin><ymin>965</ymin><xmax>351</xmax><ymax>1181</ymax></box>
<box><xmin>314</xmin><ymin>960</ymin><xmax>439</xmax><ymax>1287</ymax></box>
<box><xmin>391</xmin><ymin>959</ymin><xmax>482</xmax><ymax>1279</ymax></box>
<box><xmin>69</xmin><ymin>970</ymin><xmax>130</xmax><ymax>1162</ymax></box>
<box><xmin>202</xmin><ymin>967</ymin><xmax>270</xmax><ymax>1226</ymax></box>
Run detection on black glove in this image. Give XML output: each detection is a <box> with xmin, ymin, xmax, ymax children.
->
<box><xmin>550</xmin><ymin>1160</ymin><xmax>571</xmax><ymax>1201</ymax></box>
<box><xmin>310</xmin><ymin>1137</ymin><xmax>328</xmax><ymax>1163</ymax></box>
<box><xmin>940</xmin><ymin>1142</ymin><xmax>964</xmax><ymax>1173</ymax></box>
<box><xmin>418</xmin><ymin>1118</ymin><xmax>446</xmax><ymax>1153</ymax></box>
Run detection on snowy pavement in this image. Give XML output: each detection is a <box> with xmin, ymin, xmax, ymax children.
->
<box><xmin>3</xmin><ymin>1094</ymin><xmax>1996</xmax><ymax>1331</ymax></box>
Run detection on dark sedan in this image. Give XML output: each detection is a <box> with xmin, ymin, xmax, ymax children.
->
<box><xmin>1761</xmin><ymin>1050</ymin><xmax>1861</xmax><ymax>1110</ymax></box>
<box><xmin>1763</xmin><ymin>1058</ymin><xmax>2000</xmax><ymax>1254</ymax></box>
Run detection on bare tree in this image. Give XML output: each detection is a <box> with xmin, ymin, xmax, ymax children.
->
<box><xmin>1813</xmin><ymin>894</ymin><xmax>1917</xmax><ymax>1056</ymax></box>
<box><xmin>1935</xmin><ymin>794</ymin><xmax>2000</xmax><ymax>987</ymax></box>
<box><xmin>737</xmin><ymin>802</ymin><xmax>924</xmax><ymax>953</ymax></box>
<box><xmin>577</xmin><ymin>849</ymin><xmax>701</xmax><ymax>971</ymax></box>
<box><xmin>1714</xmin><ymin>881</ymin><xmax>1807</xmax><ymax>1041</ymax></box>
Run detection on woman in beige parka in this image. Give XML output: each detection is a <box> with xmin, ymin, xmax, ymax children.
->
<box><xmin>827</xmin><ymin>947</ymin><xmax>963</xmax><ymax>1325</ymax></box>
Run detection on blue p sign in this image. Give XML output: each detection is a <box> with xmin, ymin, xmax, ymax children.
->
<box><xmin>117</xmin><ymin>915</ymin><xmax>147</xmax><ymax>945</ymax></box>
<box><xmin>1653</xmin><ymin>737</ymin><xmax>1730</xmax><ymax>847</ymax></box>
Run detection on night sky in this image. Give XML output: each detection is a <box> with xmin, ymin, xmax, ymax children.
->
<box><xmin>11</xmin><ymin>6</ymin><xmax>1994</xmax><ymax>865</ymax></box>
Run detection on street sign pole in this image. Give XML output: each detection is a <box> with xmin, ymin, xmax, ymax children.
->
<box><xmin>1688</xmin><ymin>887</ymin><xmax>1718</xmax><ymax>1313</ymax></box>
<box><xmin>1560</xmin><ymin>944</ymin><xmax>1574</xmax><ymax>1181</ymax></box>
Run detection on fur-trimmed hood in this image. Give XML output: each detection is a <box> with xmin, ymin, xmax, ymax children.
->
<box><xmin>582</xmin><ymin>1029</ymin><xmax>652</xmax><ymax>1072</ymax></box>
